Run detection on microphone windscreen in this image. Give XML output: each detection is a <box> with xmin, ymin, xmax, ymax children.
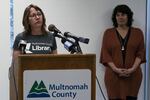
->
<box><xmin>48</xmin><ymin>24</ymin><xmax>55</xmax><ymax>31</ymax></box>
<box><xmin>64</xmin><ymin>32</ymin><xmax>69</xmax><ymax>37</ymax></box>
<box><xmin>18</xmin><ymin>40</ymin><xmax>27</xmax><ymax>48</ymax></box>
<box><xmin>79</xmin><ymin>37</ymin><xmax>89</xmax><ymax>44</ymax></box>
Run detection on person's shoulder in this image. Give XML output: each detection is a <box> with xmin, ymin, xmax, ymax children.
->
<box><xmin>104</xmin><ymin>27</ymin><xmax>115</xmax><ymax>35</ymax></box>
<box><xmin>15</xmin><ymin>32</ymin><xmax>24</xmax><ymax>39</ymax></box>
<box><xmin>131</xmin><ymin>27</ymin><xmax>142</xmax><ymax>33</ymax></box>
<box><xmin>47</xmin><ymin>32</ymin><xmax>54</xmax><ymax>37</ymax></box>
<box><xmin>105</xmin><ymin>27</ymin><xmax>115</xmax><ymax>31</ymax></box>
<box><xmin>131</xmin><ymin>27</ymin><xmax>143</xmax><ymax>35</ymax></box>
<box><xmin>46</xmin><ymin>32</ymin><xmax>56</xmax><ymax>39</ymax></box>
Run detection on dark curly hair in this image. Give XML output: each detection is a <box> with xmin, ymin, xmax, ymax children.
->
<box><xmin>112</xmin><ymin>4</ymin><xmax>133</xmax><ymax>27</ymax></box>
<box><xmin>22</xmin><ymin>4</ymin><xmax>47</xmax><ymax>36</ymax></box>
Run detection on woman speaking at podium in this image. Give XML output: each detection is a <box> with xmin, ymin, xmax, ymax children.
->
<box><xmin>9</xmin><ymin>4</ymin><xmax>57</xmax><ymax>100</ymax></box>
<box><xmin>12</xmin><ymin>4</ymin><xmax>57</xmax><ymax>61</ymax></box>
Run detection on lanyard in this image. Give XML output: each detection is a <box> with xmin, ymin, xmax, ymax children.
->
<box><xmin>116</xmin><ymin>28</ymin><xmax>131</xmax><ymax>51</ymax></box>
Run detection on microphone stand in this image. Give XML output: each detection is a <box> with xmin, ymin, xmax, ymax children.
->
<box><xmin>71</xmin><ymin>40</ymin><xmax>82</xmax><ymax>54</ymax></box>
<box><xmin>21</xmin><ymin>46</ymin><xmax>25</xmax><ymax>54</ymax></box>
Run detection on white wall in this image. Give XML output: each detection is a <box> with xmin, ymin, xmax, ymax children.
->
<box><xmin>0</xmin><ymin>0</ymin><xmax>146</xmax><ymax>100</ymax></box>
<box><xmin>0</xmin><ymin>0</ymin><xmax>11</xmax><ymax>100</ymax></box>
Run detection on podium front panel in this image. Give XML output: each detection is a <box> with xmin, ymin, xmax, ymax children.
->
<box><xmin>16</xmin><ymin>54</ymin><xmax>96</xmax><ymax>100</ymax></box>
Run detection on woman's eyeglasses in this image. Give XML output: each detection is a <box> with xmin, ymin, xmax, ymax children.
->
<box><xmin>29</xmin><ymin>12</ymin><xmax>42</xmax><ymax>18</ymax></box>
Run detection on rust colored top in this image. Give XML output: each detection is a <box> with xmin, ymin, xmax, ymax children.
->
<box><xmin>100</xmin><ymin>27</ymin><xmax>146</xmax><ymax>99</ymax></box>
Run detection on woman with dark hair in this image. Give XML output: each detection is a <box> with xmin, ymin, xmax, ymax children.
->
<box><xmin>12</xmin><ymin>4</ymin><xmax>57</xmax><ymax>60</ymax></box>
<box><xmin>100</xmin><ymin>4</ymin><xmax>146</xmax><ymax>100</ymax></box>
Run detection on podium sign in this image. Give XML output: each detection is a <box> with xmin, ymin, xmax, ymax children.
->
<box><xmin>24</xmin><ymin>69</ymin><xmax>91</xmax><ymax>100</ymax></box>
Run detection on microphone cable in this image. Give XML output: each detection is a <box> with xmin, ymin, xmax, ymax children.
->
<box><xmin>96</xmin><ymin>76</ymin><xmax>107</xmax><ymax>100</ymax></box>
<box><xmin>9</xmin><ymin>61</ymin><xmax>19</xmax><ymax>100</ymax></box>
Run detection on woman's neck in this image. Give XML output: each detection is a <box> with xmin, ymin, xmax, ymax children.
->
<box><xmin>117</xmin><ymin>25</ymin><xmax>129</xmax><ymax>30</ymax></box>
<box><xmin>31</xmin><ymin>28</ymin><xmax>42</xmax><ymax>35</ymax></box>
<box><xmin>116</xmin><ymin>26</ymin><xmax>129</xmax><ymax>38</ymax></box>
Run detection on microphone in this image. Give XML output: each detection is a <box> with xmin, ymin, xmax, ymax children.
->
<box><xmin>61</xmin><ymin>38</ymin><xmax>77</xmax><ymax>53</ymax></box>
<box><xmin>64</xmin><ymin>32</ymin><xmax>89</xmax><ymax>44</ymax></box>
<box><xmin>48</xmin><ymin>24</ymin><xmax>61</xmax><ymax>33</ymax></box>
<box><xmin>18</xmin><ymin>40</ymin><xmax>27</xmax><ymax>54</ymax></box>
<box><xmin>48</xmin><ymin>25</ymin><xmax>77</xmax><ymax>52</ymax></box>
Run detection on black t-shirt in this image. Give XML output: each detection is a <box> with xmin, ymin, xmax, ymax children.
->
<box><xmin>13</xmin><ymin>32</ymin><xmax>57</xmax><ymax>54</ymax></box>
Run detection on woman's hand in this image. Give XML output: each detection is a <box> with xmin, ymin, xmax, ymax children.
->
<box><xmin>124</xmin><ymin>57</ymin><xmax>141</xmax><ymax>76</ymax></box>
<box><xmin>119</xmin><ymin>67</ymin><xmax>137</xmax><ymax>78</ymax></box>
<box><xmin>126</xmin><ymin>67</ymin><xmax>136</xmax><ymax>75</ymax></box>
<box><xmin>112</xmin><ymin>67</ymin><xmax>130</xmax><ymax>77</ymax></box>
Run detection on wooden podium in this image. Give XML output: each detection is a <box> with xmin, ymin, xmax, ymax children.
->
<box><xmin>10</xmin><ymin>54</ymin><xmax>96</xmax><ymax>100</ymax></box>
